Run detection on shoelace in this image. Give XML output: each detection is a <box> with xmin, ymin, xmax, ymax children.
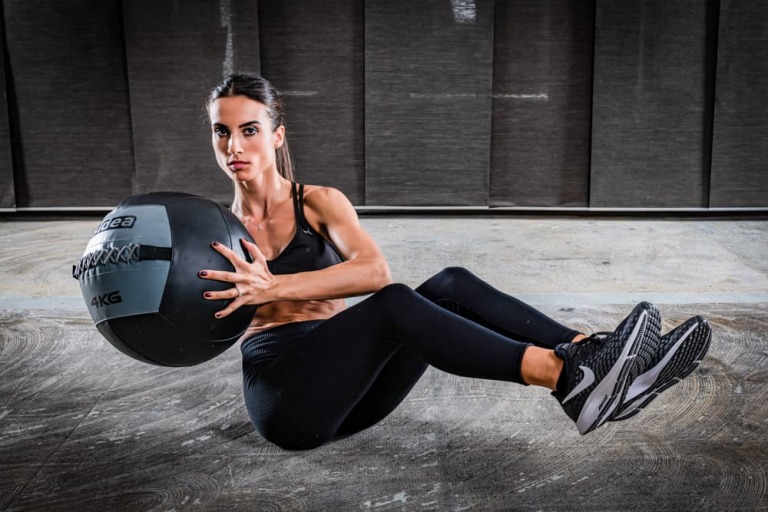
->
<box><xmin>569</xmin><ymin>331</ymin><xmax>612</xmax><ymax>359</ymax></box>
<box><xmin>579</xmin><ymin>332</ymin><xmax>611</xmax><ymax>345</ymax></box>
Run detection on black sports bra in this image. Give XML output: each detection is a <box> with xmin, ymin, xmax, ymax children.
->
<box><xmin>266</xmin><ymin>182</ymin><xmax>345</xmax><ymax>275</ymax></box>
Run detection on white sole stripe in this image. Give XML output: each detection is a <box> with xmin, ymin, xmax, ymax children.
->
<box><xmin>624</xmin><ymin>322</ymin><xmax>698</xmax><ymax>402</ymax></box>
<box><xmin>613</xmin><ymin>323</ymin><xmax>711</xmax><ymax>420</ymax></box>
<box><xmin>575</xmin><ymin>309</ymin><xmax>648</xmax><ymax>434</ymax></box>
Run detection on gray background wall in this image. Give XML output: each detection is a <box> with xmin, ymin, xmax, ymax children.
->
<box><xmin>0</xmin><ymin>5</ymin><xmax>13</xmax><ymax>209</ymax></box>
<box><xmin>590</xmin><ymin>0</ymin><xmax>718</xmax><ymax>209</ymax></box>
<box><xmin>1</xmin><ymin>0</ymin><xmax>766</xmax><ymax>210</ymax></box>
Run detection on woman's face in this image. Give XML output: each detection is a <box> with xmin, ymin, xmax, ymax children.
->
<box><xmin>209</xmin><ymin>95</ymin><xmax>285</xmax><ymax>182</ymax></box>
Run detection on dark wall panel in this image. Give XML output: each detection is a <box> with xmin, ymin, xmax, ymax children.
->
<box><xmin>490</xmin><ymin>1</ymin><xmax>594</xmax><ymax>207</ymax></box>
<box><xmin>1</xmin><ymin>1</ymin><xmax>763</xmax><ymax>211</ymax></box>
<box><xmin>258</xmin><ymin>0</ymin><xmax>364</xmax><ymax>204</ymax></box>
<box><xmin>590</xmin><ymin>0</ymin><xmax>718</xmax><ymax>208</ymax></box>
<box><xmin>710</xmin><ymin>0</ymin><xmax>768</xmax><ymax>207</ymax></box>
<box><xmin>0</xmin><ymin>17</ymin><xmax>14</xmax><ymax>208</ymax></box>
<box><xmin>123</xmin><ymin>0</ymin><xmax>260</xmax><ymax>204</ymax></box>
<box><xmin>365</xmin><ymin>0</ymin><xmax>495</xmax><ymax>206</ymax></box>
<box><xmin>3</xmin><ymin>0</ymin><xmax>133</xmax><ymax>207</ymax></box>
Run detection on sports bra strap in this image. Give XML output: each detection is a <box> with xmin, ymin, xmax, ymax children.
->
<box><xmin>291</xmin><ymin>182</ymin><xmax>311</xmax><ymax>232</ymax></box>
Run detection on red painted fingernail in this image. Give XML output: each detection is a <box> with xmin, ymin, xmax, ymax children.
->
<box><xmin>203</xmin><ymin>292</ymin><xmax>212</xmax><ymax>298</ymax></box>
<box><xmin>214</xmin><ymin>313</ymin><xmax>222</xmax><ymax>319</ymax></box>
<box><xmin>211</xmin><ymin>241</ymin><xmax>220</xmax><ymax>247</ymax></box>
<box><xmin>199</xmin><ymin>271</ymin><xmax>208</xmax><ymax>277</ymax></box>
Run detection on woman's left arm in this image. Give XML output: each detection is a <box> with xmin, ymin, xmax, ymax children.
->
<box><xmin>269</xmin><ymin>186</ymin><xmax>392</xmax><ymax>300</ymax></box>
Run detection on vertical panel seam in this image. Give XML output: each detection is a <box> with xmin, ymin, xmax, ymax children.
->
<box><xmin>486</xmin><ymin>0</ymin><xmax>496</xmax><ymax>208</ymax></box>
<box><xmin>704</xmin><ymin>0</ymin><xmax>721</xmax><ymax>209</ymax></box>
<box><xmin>118</xmin><ymin>0</ymin><xmax>138</xmax><ymax>195</ymax></box>
<box><xmin>586</xmin><ymin>0</ymin><xmax>597</xmax><ymax>208</ymax></box>
<box><xmin>362</xmin><ymin>0</ymin><xmax>366</xmax><ymax>207</ymax></box>
<box><xmin>256</xmin><ymin>0</ymin><xmax>264</xmax><ymax>81</ymax></box>
<box><xmin>1</xmin><ymin>0</ymin><xmax>23</xmax><ymax>208</ymax></box>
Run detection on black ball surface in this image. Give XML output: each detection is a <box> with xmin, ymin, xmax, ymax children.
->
<box><xmin>74</xmin><ymin>192</ymin><xmax>256</xmax><ymax>366</ymax></box>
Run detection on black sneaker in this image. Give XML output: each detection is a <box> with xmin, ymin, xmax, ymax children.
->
<box><xmin>611</xmin><ymin>316</ymin><xmax>712</xmax><ymax>421</ymax></box>
<box><xmin>552</xmin><ymin>302</ymin><xmax>661</xmax><ymax>435</ymax></box>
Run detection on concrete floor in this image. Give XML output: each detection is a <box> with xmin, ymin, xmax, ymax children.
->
<box><xmin>1</xmin><ymin>214</ymin><xmax>767</xmax><ymax>511</ymax></box>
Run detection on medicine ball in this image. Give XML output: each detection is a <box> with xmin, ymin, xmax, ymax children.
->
<box><xmin>73</xmin><ymin>192</ymin><xmax>257</xmax><ymax>367</ymax></box>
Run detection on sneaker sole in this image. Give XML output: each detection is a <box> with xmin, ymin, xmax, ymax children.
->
<box><xmin>612</xmin><ymin>317</ymin><xmax>711</xmax><ymax>421</ymax></box>
<box><xmin>576</xmin><ymin>303</ymin><xmax>661</xmax><ymax>434</ymax></box>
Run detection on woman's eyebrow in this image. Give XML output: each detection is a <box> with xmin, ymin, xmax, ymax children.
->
<box><xmin>238</xmin><ymin>120</ymin><xmax>262</xmax><ymax>128</ymax></box>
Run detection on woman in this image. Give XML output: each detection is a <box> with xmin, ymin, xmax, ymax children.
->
<box><xmin>199</xmin><ymin>74</ymin><xmax>711</xmax><ymax>450</ymax></box>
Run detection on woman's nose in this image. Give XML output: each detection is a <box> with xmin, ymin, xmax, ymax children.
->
<box><xmin>228</xmin><ymin>137</ymin><xmax>243</xmax><ymax>155</ymax></box>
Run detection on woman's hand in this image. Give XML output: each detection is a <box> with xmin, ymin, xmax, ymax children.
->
<box><xmin>198</xmin><ymin>239</ymin><xmax>275</xmax><ymax>318</ymax></box>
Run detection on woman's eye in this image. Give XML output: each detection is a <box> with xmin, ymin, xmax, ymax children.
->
<box><xmin>213</xmin><ymin>126</ymin><xmax>228</xmax><ymax>137</ymax></box>
<box><xmin>243</xmin><ymin>126</ymin><xmax>258</xmax><ymax>136</ymax></box>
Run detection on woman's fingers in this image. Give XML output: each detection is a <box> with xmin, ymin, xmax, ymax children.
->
<box><xmin>209</xmin><ymin>240</ymin><xmax>250</xmax><ymax>270</ymax></box>
<box><xmin>202</xmin><ymin>283</ymin><xmax>243</xmax><ymax>318</ymax></box>
<box><xmin>199</xmin><ymin>240</ymin><xmax>256</xmax><ymax>280</ymax></box>
<box><xmin>199</xmin><ymin>239</ymin><xmax>274</xmax><ymax>316</ymax></box>
<box><xmin>212</xmin><ymin>299</ymin><xmax>243</xmax><ymax>319</ymax></box>
<box><xmin>198</xmin><ymin>268</ymin><xmax>236</xmax><ymax>282</ymax></box>
<box><xmin>201</xmin><ymin>288</ymin><xmax>245</xmax><ymax>319</ymax></box>
<box><xmin>201</xmin><ymin>286</ymin><xmax>240</xmax><ymax>301</ymax></box>
<box><xmin>240</xmin><ymin>238</ymin><xmax>268</xmax><ymax>265</ymax></box>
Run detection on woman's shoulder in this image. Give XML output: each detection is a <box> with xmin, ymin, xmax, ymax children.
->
<box><xmin>299</xmin><ymin>183</ymin><xmax>357</xmax><ymax>223</ymax></box>
<box><xmin>301</xmin><ymin>184</ymin><xmax>352</xmax><ymax>208</ymax></box>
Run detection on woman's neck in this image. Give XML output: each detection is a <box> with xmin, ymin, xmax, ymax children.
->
<box><xmin>231</xmin><ymin>172</ymin><xmax>291</xmax><ymax>220</ymax></box>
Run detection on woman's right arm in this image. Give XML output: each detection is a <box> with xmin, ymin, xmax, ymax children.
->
<box><xmin>200</xmin><ymin>186</ymin><xmax>392</xmax><ymax>317</ymax></box>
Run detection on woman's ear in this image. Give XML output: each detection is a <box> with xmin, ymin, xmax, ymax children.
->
<box><xmin>273</xmin><ymin>125</ymin><xmax>286</xmax><ymax>149</ymax></box>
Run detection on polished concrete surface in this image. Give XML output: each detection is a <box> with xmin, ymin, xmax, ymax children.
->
<box><xmin>1</xmin><ymin>215</ymin><xmax>767</xmax><ymax>511</ymax></box>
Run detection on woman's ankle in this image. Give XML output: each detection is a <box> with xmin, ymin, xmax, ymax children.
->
<box><xmin>520</xmin><ymin>346</ymin><xmax>563</xmax><ymax>390</ymax></box>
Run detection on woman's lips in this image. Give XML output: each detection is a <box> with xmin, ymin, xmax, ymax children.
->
<box><xmin>228</xmin><ymin>160</ymin><xmax>249</xmax><ymax>170</ymax></box>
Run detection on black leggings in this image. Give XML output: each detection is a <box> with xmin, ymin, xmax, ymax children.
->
<box><xmin>240</xmin><ymin>267</ymin><xmax>580</xmax><ymax>450</ymax></box>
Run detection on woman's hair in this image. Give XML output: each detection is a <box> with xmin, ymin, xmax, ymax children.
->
<box><xmin>206</xmin><ymin>74</ymin><xmax>294</xmax><ymax>181</ymax></box>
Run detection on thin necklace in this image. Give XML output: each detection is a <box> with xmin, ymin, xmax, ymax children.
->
<box><xmin>246</xmin><ymin>215</ymin><xmax>267</xmax><ymax>231</ymax></box>
<box><xmin>235</xmin><ymin>212</ymin><xmax>267</xmax><ymax>231</ymax></box>
<box><xmin>237</xmin><ymin>186</ymin><xmax>289</xmax><ymax>231</ymax></box>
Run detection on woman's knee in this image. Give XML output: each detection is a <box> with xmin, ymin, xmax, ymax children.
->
<box><xmin>365</xmin><ymin>283</ymin><xmax>428</xmax><ymax>330</ymax></box>
<box><xmin>416</xmin><ymin>266</ymin><xmax>475</xmax><ymax>298</ymax></box>
<box><xmin>369</xmin><ymin>282</ymin><xmax>417</xmax><ymax>309</ymax></box>
<box><xmin>438</xmin><ymin>266</ymin><xmax>475</xmax><ymax>283</ymax></box>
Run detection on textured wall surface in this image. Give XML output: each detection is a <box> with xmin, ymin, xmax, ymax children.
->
<box><xmin>710</xmin><ymin>0</ymin><xmax>768</xmax><ymax>207</ymax></box>
<box><xmin>258</xmin><ymin>0</ymin><xmax>365</xmax><ymax>203</ymax></box>
<box><xmin>0</xmin><ymin>15</ymin><xmax>14</xmax><ymax>209</ymax></box>
<box><xmin>1</xmin><ymin>1</ymin><xmax>766</xmax><ymax>209</ymax></box>
<box><xmin>364</xmin><ymin>0</ymin><xmax>495</xmax><ymax>206</ymax></box>
<box><xmin>2</xmin><ymin>0</ymin><xmax>134</xmax><ymax>208</ymax></box>
<box><xmin>590</xmin><ymin>0</ymin><xmax>718</xmax><ymax>208</ymax></box>
<box><xmin>123</xmin><ymin>0</ymin><xmax>261</xmax><ymax>204</ymax></box>
<box><xmin>490</xmin><ymin>1</ymin><xmax>594</xmax><ymax>207</ymax></box>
